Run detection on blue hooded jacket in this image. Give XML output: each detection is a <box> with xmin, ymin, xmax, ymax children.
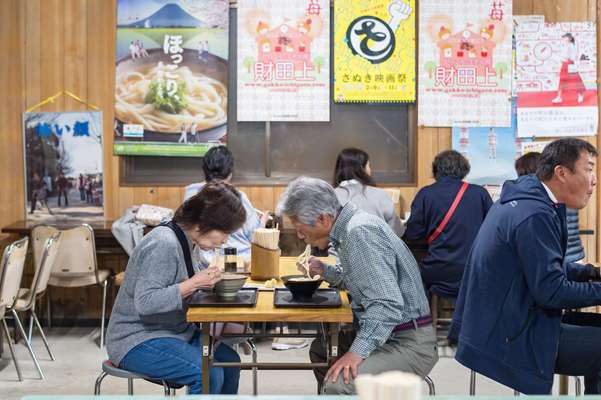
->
<box><xmin>449</xmin><ymin>175</ymin><xmax>601</xmax><ymax>394</ymax></box>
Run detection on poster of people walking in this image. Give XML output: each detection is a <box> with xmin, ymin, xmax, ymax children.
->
<box><xmin>515</xmin><ymin>21</ymin><xmax>598</xmax><ymax>137</ymax></box>
<box><xmin>113</xmin><ymin>0</ymin><xmax>229</xmax><ymax>157</ymax></box>
<box><xmin>418</xmin><ymin>0</ymin><xmax>513</xmax><ymax>127</ymax></box>
<box><xmin>23</xmin><ymin>111</ymin><xmax>104</xmax><ymax>222</ymax></box>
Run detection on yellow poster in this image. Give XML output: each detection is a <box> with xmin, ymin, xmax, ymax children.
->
<box><xmin>334</xmin><ymin>0</ymin><xmax>415</xmax><ymax>103</ymax></box>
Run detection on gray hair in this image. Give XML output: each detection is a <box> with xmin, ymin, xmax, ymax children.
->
<box><xmin>276</xmin><ymin>176</ymin><xmax>340</xmax><ymax>225</ymax></box>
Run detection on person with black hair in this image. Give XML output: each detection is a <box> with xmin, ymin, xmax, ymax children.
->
<box><xmin>333</xmin><ymin>148</ymin><xmax>404</xmax><ymax>237</ymax></box>
<box><xmin>516</xmin><ymin>151</ymin><xmax>586</xmax><ymax>263</ymax></box>
<box><xmin>106</xmin><ymin>182</ymin><xmax>246</xmax><ymax>394</ymax></box>
<box><xmin>404</xmin><ymin>150</ymin><xmax>492</xmax><ymax>299</ymax></box>
<box><xmin>515</xmin><ymin>151</ymin><xmax>542</xmax><ymax>177</ymax></box>
<box><xmin>184</xmin><ymin>145</ymin><xmax>269</xmax><ymax>264</ymax></box>
<box><xmin>451</xmin><ymin>138</ymin><xmax>601</xmax><ymax>394</ymax></box>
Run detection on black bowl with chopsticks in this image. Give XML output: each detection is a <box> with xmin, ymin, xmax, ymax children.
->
<box><xmin>281</xmin><ymin>275</ymin><xmax>323</xmax><ymax>301</ymax></box>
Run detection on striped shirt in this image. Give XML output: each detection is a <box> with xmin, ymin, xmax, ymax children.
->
<box><xmin>322</xmin><ymin>203</ymin><xmax>430</xmax><ymax>359</ymax></box>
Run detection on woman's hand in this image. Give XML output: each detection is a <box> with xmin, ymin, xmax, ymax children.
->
<box><xmin>179</xmin><ymin>265</ymin><xmax>222</xmax><ymax>298</ymax></box>
<box><xmin>193</xmin><ymin>265</ymin><xmax>222</xmax><ymax>289</ymax></box>
<box><xmin>256</xmin><ymin>209</ymin><xmax>271</xmax><ymax>228</ymax></box>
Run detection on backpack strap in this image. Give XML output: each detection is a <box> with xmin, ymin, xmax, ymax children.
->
<box><xmin>427</xmin><ymin>182</ymin><xmax>469</xmax><ymax>245</ymax></box>
<box><xmin>159</xmin><ymin>220</ymin><xmax>195</xmax><ymax>279</ymax></box>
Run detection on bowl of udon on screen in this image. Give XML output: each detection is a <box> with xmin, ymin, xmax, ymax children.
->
<box><xmin>115</xmin><ymin>48</ymin><xmax>227</xmax><ymax>142</ymax></box>
<box><xmin>281</xmin><ymin>275</ymin><xmax>323</xmax><ymax>301</ymax></box>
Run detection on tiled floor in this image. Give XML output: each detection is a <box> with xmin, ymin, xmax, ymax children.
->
<box><xmin>0</xmin><ymin>328</ymin><xmax>575</xmax><ymax>399</ymax></box>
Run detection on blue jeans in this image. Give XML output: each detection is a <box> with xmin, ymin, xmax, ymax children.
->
<box><xmin>120</xmin><ymin>333</ymin><xmax>240</xmax><ymax>394</ymax></box>
<box><xmin>556</xmin><ymin>312</ymin><xmax>601</xmax><ymax>394</ymax></box>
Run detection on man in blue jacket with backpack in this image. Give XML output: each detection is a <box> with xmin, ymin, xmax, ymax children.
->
<box><xmin>450</xmin><ymin>138</ymin><xmax>601</xmax><ymax>394</ymax></box>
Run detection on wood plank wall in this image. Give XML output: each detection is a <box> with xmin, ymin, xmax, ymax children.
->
<box><xmin>0</xmin><ymin>0</ymin><xmax>599</xmax><ymax>262</ymax></box>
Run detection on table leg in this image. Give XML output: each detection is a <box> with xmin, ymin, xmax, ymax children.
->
<box><xmin>202</xmin><ymin>323</ymin><xmax>211</xmax><ymax>394</ymax></box>
<box><xmin>328</xmin><ymin>323</ymin><xmax>340</xmax><ymax>365</ymax></box>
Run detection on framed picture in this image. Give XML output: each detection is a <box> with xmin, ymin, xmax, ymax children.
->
<box><xmin>23</xmin><ymin>111</ymin><xmax>105</xmax><ymax>222</ymax></box>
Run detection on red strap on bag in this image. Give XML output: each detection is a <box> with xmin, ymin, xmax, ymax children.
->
<box><xmin>427</xmin><ymin>182</ymin><xmax>469</xmax><ymax>245</ymax></box>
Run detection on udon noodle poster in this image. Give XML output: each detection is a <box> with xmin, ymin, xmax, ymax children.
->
<box><xmin>515</xmin><ymin>21</ymin><xmax>598</xmax><ymax>137</ymax></box>
<box><xmin>418</xmin><ymin>0</ymin><xmax>513</xmax><ymax>127</ymax></box>
<box><xmin>334</xmin><ymin>0</ymin><xmax>416</xmax><ymax>103</ymax></box>
<box><xmin>237</xmin><ymin>0</ymin><xmax>330</xmax><ymax>121</ymax></box>
<box><xmin>114</xmin><ymin>0</ymin><xmax>228</xmax><ymax>157</ymax></box>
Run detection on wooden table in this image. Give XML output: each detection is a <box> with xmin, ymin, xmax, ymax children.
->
<box><xmin>186</xmin><ymin>257</ymin><xmax>353</xmax><ymax>394</ymax></box>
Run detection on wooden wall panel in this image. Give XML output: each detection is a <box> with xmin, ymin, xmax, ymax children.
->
<box><xmin>0</xmin><ymin>0</ymin><xmax>599</xmax><ymax>263</ymax></box>
<box><xmin>0</xmin><ymin>0</ymin><xmax>25</xmax><ymax>235</ymax></box>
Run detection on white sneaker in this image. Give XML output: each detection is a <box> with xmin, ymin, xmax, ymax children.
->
<box><xmin>271</xmin><ymin>337</ymin><xmax>308</xmax><ymax>350</ymax></box>
<box><xmin>578</xmin><ymin>93</ymin><xmax>584</xmax><ymax>103</ymax></box>
<box><xmin>551</xmin><ymin>96</ymin><xmax>563</xmax><ymax>104</ymax></box>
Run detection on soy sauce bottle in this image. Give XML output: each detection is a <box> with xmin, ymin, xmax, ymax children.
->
<box><xmin>224</xmin><ymin>247</ymin><xmax>237</xmax><ymax>273</ymax></box>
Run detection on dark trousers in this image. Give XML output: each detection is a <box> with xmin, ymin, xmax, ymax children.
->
<box><xmin>79</xmin><ymin>188</ymin><xmax>85</xmax><ymax>201</ymax></box>
<box><xmin>58</xmin><ymin>190</ymin><xmax>68</xmax><ymax>206</ymax></box>
<box><xmin>556</xmin><ymin>312</ymin><xmax>601</xmax><ymax>394</ymax></box>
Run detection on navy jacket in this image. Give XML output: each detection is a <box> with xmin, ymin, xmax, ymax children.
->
<box><xmin>450</xmin><ymin>175</ymin><xmax>601</xmax><ymax>394</ymax></box>
<box><xmin>404</xmin><ymin>177</ymin><xmax>492</xmax><ymax>298</ymax></box>
<box><xmin>565</xmin><ymin>208</ymin><xmax>585</xmax><ymax>263</ymax></box>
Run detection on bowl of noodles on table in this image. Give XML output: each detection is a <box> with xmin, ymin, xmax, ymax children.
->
<box><xmin>115</xmin><ymin>48</ymin><xmax>227</xmax><ymax>142</ymax></box>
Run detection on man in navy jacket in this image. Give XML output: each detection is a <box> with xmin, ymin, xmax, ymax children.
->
<box><xmin>450</xmin><ymin>138</ymin><xmax>601</xmax><ymax>394</ymax></box>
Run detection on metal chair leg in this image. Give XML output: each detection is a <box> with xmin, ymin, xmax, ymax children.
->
<box><xmin>28</xmin><ymin>312</ymin><xmax>34</xmax><ymax>343</ymax></box>
<box><xmin>32</xmin><ymin>310</ymin><xmax>55</xmax><ymax>360</ymax></box>
<box><xmin>46</xmin><ymin>289</ymin><xmax>52</xmax><ymax>329</ymax></box>
<box><xmin>249</xmin><ymin>339</ymin><xmax>258</xmax><ymax>395</ymax></box>
<box><xmin>163</xmin><ymin>381</ymin><xmax>170</xmax><ymax>396</ymax></box>
<box><xmin>11</xmin><ymin>309</ymin><xmax>45</xmax><ymax>380</ymax></box>
<box><xmin>94</xmin><ymin>371</ymin><xmax>108</xmax><ymax>395</ymax></box>
<box><xmin>2</xmin><ymin>318</ymin><xmax>23</xmax><ymax>381</ymax></box>
<box><xmin>575</xmin><ymin>376</ymin><xmax>582</xmax><ymax>396</ymax></box>
<box><xmin>424</xmin><ymin>375</ymin><xmax>436</xmax><ymax>395</ymax></box>
<box><xmin>128</xmin><ymin>378</ymin><xmax>134</xmax><ymax>395</ymax></box>
<box><xmin>100</xmin><ymin>280</ymin><xmax>107</xmax><ymax>349</ymax></box>
<box><xmin>470</xmin><ymin>370</ymin><xmax>476</xmax><ymax>395</ymax></box>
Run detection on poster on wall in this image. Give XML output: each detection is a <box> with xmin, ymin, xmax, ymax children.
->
<box><xmin>237</xmin><ymin>0</ymin><xmax>330</xmax><ymax>121</ymax></box>
<box><xmin>452</xmin><ymin>100</ymin><xmax>521</xmax><ymax>194</ymax></box>
<box><xmin>113</xmin><ymin>0</ymin><xmax>229</xmax><ymax>157</ymax></box>
<box><xmin>521</xmin><ymin>140</ymin><xmax>551</xmax><ymax>154</ymax></box>
<box><xmin>23</xmin><ymin>112</ymin><xmax>104</xmax><ymax>222</ymax></box>
<box><xmin>333</xmin><ymin>0</ymin><xmax>416</xmax><ymax>103</ymax></box>
<box><xmin>512</xmin><ymin>15</ymin><xmax>545</xmax><ymax>97</ymax></box>
<box><xmin>418</xmin><ymin>0</ymin><xmax>513</xmax><ymax>127</ymax></box>
<box><xmin>515</xmin><ymin>21</ymin><xmax>598</xmax><ymax>137</ymax></box>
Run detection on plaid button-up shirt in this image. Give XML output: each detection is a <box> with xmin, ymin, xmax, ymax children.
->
<box><xmin>322</xmin><ymin>203</ymin><xmax>430</xmax><ymax>359</ymax></box>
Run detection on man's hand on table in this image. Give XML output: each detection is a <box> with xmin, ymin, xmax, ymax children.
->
<box><xmin>324</xmin><ymin>351</ymin><xmax>363</xmax><ymax>385</ymax></box>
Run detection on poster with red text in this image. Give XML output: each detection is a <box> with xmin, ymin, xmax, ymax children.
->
<box><xmin>515</xmin><ymin>21</ymin><xmax>597</xmax><ymax>137</ymax></box>
<box><xmin>418</xmin><ymin>0</ymin><xmax>513</xmax><ymax>127</ymax></box>
<box><xmin>237</xmin><ymin>0</ymin><xmax>330</xmax><ymax>121</ymax></box>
